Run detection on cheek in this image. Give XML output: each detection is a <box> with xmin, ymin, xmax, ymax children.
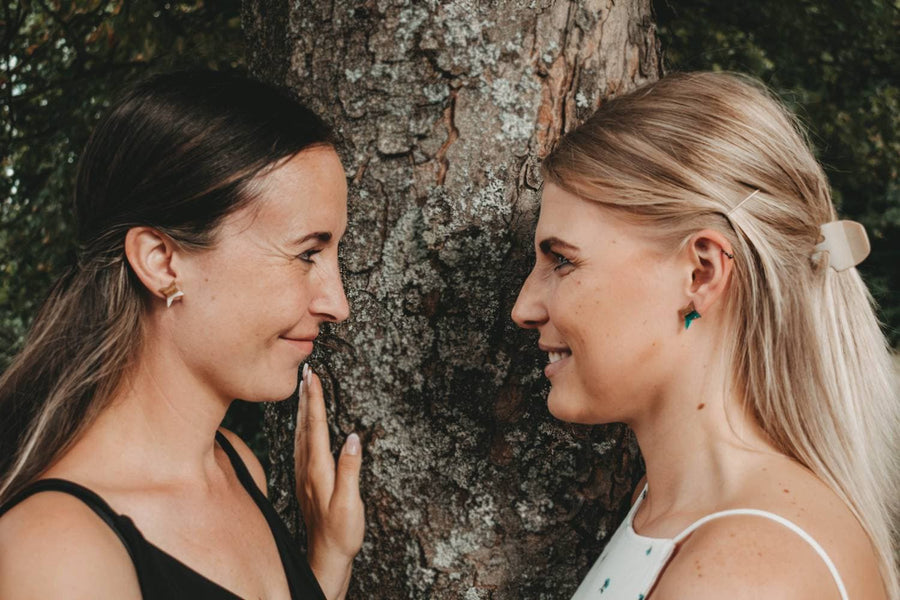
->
<box><xmin>552</xmin><ymin>274</ymin><xmax>618</xmax><ymax>343</ymax></box>
<box><xmin>188</xmin><ymin>266</ymin><xmax>303</xmax><ymax>342</ymax></box>
<box><xmin>561</xmin><ymin>272</ymin><xmax>667</xmax><ymax>377</ymax></box>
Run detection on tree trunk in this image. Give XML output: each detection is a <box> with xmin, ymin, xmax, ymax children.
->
<box><xmin>243</xmin><ymin>1</ymin><xmax>661</xmax><ymax>597</ymax></box>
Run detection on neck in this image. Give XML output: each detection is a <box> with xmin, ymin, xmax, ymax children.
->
<box><xmin>67</xmin><ymin>336</ymin><xmax>233</xmax><ymax>488</ymax></box>
<box><xmin>629</xmin><ymin>331</ymin><xmax>779</xmax><ymax>519</ymax></box>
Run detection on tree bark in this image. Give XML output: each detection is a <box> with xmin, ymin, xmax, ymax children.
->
<box><xmin>243</xmin><ymin>1</ymin><xmax>661</xmax><ymax>597</ymax></box>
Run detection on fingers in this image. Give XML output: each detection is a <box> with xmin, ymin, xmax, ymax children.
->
<box><xmin>296</xmin><ymin>364</ymin><xmax>365</xmax><ymax>554</ymax></box>
<box><xmin>331</xmin><ymin>433</ymin><xmax>362</xmax><ymax>513</ymax></box>
<box><xmin>294</xmin><ymin>368</ymin><xmax>309</xmax><ymax>477</ymax></box>
<box><xmin>305</xmin><ymin>365</ymin><xmax>336</xmax><ymax>494</ymax></box>
<box><xmin>295</xmin><ymin>365</ymin><xmax>366</xmax><ymax>578</ymax></box>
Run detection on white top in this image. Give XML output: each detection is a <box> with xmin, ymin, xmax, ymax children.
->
<box><xmin>570</xmin><ymin>485</ymin><xmax>849</xmax><ymax>600</ymax></box>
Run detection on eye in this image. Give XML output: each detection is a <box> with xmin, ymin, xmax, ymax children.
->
<box><xmin>297</xmin><ymin>249</ymin><xmax>321</xmax><ymax>264</ymax></box>
<box><xmin>552</xmin><ymin>252</ymin><xmax>573</xmax><ymax>271</ymax></box>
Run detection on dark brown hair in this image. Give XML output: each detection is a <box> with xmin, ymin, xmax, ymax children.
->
<box><xmin>0</xmin><ymin>70</ymin><xmax>333</xmax><ymax>502</ymax></box>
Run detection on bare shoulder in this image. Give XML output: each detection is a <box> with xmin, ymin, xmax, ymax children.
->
<box><xmin>651</xmin><ymin>467</ymin><xmax>887</xmax><ymax>600</ymax></box>
<box><xmin>218</xmin><ymin>427</ymin><xmax>268</xmax><ymax>496</ymax></box>
<box><xmin>651</xmin><ymin>513</ymin><xmax>840</xmax><ymax>600</ymax></box>
<box><xmin>0</xmin><ymin>490</ymin><xmax>141</xmax><ymax>599</ymax></box>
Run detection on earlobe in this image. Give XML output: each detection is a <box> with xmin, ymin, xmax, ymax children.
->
<box><xmin>124</xmin><ymin>227</ymin><xmax>181</xmax><ymax>302</ymax></box>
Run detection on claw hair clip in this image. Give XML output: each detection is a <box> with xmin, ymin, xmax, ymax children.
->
<box><xmin>811</xmin><ymin>221</ymin><xmax>871</xmax><ymax>272</ymax></box>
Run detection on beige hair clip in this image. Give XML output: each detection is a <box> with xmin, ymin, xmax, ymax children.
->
<box><xmin>812</xmin><ymin>221</ymin><xmax>870</xmax><ymax>272</ymax></box>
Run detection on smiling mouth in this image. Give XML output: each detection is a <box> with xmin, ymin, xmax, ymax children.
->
<box><xmin>547</xmin><ymin>350</ymin><xmax>571</xmax><ymax>364</ymax></box>
<box><xmin>281</xmin><ymin>337</ymin><xmax>315</xmax><ymax>353</ymax></box>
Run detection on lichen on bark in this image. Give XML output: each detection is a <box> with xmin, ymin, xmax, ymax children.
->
<box><xmin>243</xmin><ymin>1</ymin><xmax>662</xmax><ymax>597</ymax></box>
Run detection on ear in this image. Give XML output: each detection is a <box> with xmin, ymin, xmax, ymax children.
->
<box><xmin>682</xmin><ymin>229</ymin><xmax>735</xmax><ymax>314</ymax></box>
<box><xmin>124</xmin><ymin>227</ymin><xmax>181</xmax><ymax>302</ymax></box>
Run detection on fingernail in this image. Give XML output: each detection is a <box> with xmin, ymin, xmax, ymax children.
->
<box><xmin>345</xmin><ymin>433</ymin><xmax>361</xmax><ymax>456</ymax></box>
<box><xmin>302</xmin><ymin>363</ymin><xmax>309</xmax><ymax>379</ymax></box>
<box><xmin>307</xmin><ymin>365</ymin><xmax>315</xmax><ymax>386</ymax></box>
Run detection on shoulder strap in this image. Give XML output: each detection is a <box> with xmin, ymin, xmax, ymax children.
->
<box><xmin>626</xmin><ymin>483</ymin><xmax>649</xmax><ymax>522</ymax></box>
<box><xmin>215</xmin><ymin>432</ymin><xmax>326</xmax><ymax>600</ymax></box>
<box><xmin>673</xmin><ymin>508</ymin><xmax>849</xmax><ymax>600</ymax></box>
<box><xmin>0</xmin><ymin>478</ymin><xmax>136</xmax><ymax>563</ymax></box>
<box><xmin>214</xmin><ymin>431</ymin><xmax>264</xmax><ymax>498</ymax></box>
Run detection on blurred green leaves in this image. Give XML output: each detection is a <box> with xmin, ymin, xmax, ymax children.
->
<box><xmin>2</xmin><ymin>0</ymin><xmax>898</xmax><ymax>378</ymax></box>
<box><xmin>655</xmin><ymin>0</ymin><xmax>900</xmax><ymax>343</ymax></box>
<box><xmin>1</xmin><ymin>0</ymin><xmax>244</xmax><ymax>369</ymax></box>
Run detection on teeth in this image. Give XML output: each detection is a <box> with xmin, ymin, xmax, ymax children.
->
<box><xmin>548</xmin><ymin>351</ymin><xmax>570</xmax><ymax>364</ymax></box>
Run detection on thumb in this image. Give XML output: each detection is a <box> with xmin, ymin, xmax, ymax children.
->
<box><xmin>332</xmin><ymin>433</ymin><xmax>362</xmax><ymax>507</ymax></box>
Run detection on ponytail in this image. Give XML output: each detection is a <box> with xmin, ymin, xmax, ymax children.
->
<box><xmin>0</xmin><ymin>256</ymin><xmax>142</xmax><ymax>502</ymax></box>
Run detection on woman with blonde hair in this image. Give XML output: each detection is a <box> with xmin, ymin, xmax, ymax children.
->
<box><xmin>0</xmin><ymin>71</ymin><xmax>364</xmax><ymax>599</ymax></box>
<box><xmin>513</xmin><ymin>71</ymin><xmax>898</xmax><ymax>599</ymax></box>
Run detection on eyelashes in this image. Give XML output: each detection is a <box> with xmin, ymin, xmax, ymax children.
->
<box><xmin>533</xmin><ymin>251</ymin><xmax>576</xmax><ymax>275</ymax></box>
<box><xmin>296</xmin><ymin>240</ymin><xmax>342</xmax><ymax>265</ymax></box>
<box><xmin>552</xmin><ymin>252</ymin><xmax>574</xmax><ymax>271</ymax></box>
<box><xmin>297</xmin><ymin>249</ymin><xmax>322</xmax><ymax>263</ymax></box>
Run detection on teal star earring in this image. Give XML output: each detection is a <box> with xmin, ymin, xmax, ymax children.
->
<box><xmin>680</xmin><ymin>302</ymin><xmax>701</xmax><ymax>329</ymax></box>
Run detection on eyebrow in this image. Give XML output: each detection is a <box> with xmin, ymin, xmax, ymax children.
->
<box><xmin>292</xmin><ymin>231</ymin><xmax>333</xmax><ymax>245</ymax></box>
<box><xmin>538</xmin><ymin>237</ymin><xmax>580</xmax><ymax>254</ymax></box>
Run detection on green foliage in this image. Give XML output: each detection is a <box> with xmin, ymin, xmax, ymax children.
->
<box><xmin>3</xmin><ymin>0</ymin><xmax>897</xmax><ymax>369</ymax></box>
<box><xmin>1</xmin><ymin>0</ymin><xmax>244</xmax><ymax>370</ymax></box>
<box><xmin>655</xmin><ymin>0</ymin><xmax>900</xmax><ymax>344</ymax></box>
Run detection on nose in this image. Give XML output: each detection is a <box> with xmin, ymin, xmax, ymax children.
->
<box><xmin>511</xmin><ymin>268</ymin><xmax>547</xmax><ymax>329</ymax></box>
<box><xmin>311</xmin><ymin>262</ymin><xmax>350</xmax><ymax>323</ymax></box>
<box><xmin>328</xmin><ymin>281</ymin><xmax>350</xmax><ymax>323</ymax></box>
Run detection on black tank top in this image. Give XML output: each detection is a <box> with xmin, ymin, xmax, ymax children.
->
<box><xmin>0</xmin><ymin>432</ymin><xmax>326</xmax><ymax>599</ymax></box>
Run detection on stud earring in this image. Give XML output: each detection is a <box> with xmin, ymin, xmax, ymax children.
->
<box><xmin>159</xmin><ymin>281</ymin><xmax>184</xmax><ymax>308</ymax></box>
<box><xmin>679</xmin><ymin>302</ymin><xmax>701</xmax><ymax>330</ymax></box>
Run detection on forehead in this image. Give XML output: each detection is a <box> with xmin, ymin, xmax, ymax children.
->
<box><xmin>230</xmin><ymin>147</ymin><xmax>348</xmax><ymax>238</ymax></box>
<box><xmin>536</xmin><ymin>183</ymin><xmax>620</xmax><ymax>239</ymax></box>
<box><xmin>262</xmin><ymin>146</ymin><xmax>347</xmax><ymax>199</ymax></box>
<box><xmin>535</xmin><ymin>183</ymin><xmax>668</xmax><ymax>260</ymax></box>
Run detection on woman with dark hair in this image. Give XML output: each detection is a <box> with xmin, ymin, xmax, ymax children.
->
<box><xmin>0</xmin><ymin>71</ymin><xmax>364</xmax><ymax>599</ymax></box>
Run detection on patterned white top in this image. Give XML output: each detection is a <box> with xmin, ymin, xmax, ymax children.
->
<box><xmin>570</xmin><ymin>485</ymin><xmax>849</xmax><ymax>600</ymax></box>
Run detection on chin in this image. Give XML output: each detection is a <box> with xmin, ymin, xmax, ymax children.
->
<box><xmin>243</xmin><ymin>374</ymin><xmax>301</xmax><ymax>403</ymax></box>
<box><xmin>547</xmin><ymin>388</ymin><xmax>596</xmax><ymax>424</ymax></box>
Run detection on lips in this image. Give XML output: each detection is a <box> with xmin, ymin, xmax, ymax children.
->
<box><xmin>281</xmin><ymin>334</ymin><xmax>317</xmax><ymax>354</ymax></box>
<box><xmin>539</xmin><ymin>343</ymin><xmax>571</xmax><ymax>378</ymax></box>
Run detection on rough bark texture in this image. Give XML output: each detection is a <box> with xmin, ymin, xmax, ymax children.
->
<box><xmin>242</xmin><ymin>1</ymin><xmax>661</xmax><ymax>597</ymax></box>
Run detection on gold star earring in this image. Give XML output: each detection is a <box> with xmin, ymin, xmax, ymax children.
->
<box><xmin>159</xmin><ymin>281</ymin><xmax>184</xmax><ymax>308</ymax></box>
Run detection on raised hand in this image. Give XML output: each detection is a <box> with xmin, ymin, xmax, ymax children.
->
<box><xmin>294</xmin><ymin>364</ymin><xmax>365</xmax><ymax>600</ymax></box>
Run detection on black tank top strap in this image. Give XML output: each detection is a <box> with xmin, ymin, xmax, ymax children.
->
<box><xmin>214</xmin><ymin>430</ymin><xmax>265</xmax><ymax>499</ymax></box>
<box><xmin>214</xmin><ymin>431</ymin><xmax>326</xmax><ymax>600</ymax></box>
<box><xmin>0</xmin><ymin>441</ymin><xmax>325</xmax><ymax>599</ymax></box>
<box><xmin>0</xmin><ymin>478</ymin><xmax>136</xmax><ymax>563</ymax></box>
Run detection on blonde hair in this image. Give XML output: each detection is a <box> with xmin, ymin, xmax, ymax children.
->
<box><xmin>543</xmin><ymin>71</ymin><xmax>899</xmax><ymax>598</ymax></box>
